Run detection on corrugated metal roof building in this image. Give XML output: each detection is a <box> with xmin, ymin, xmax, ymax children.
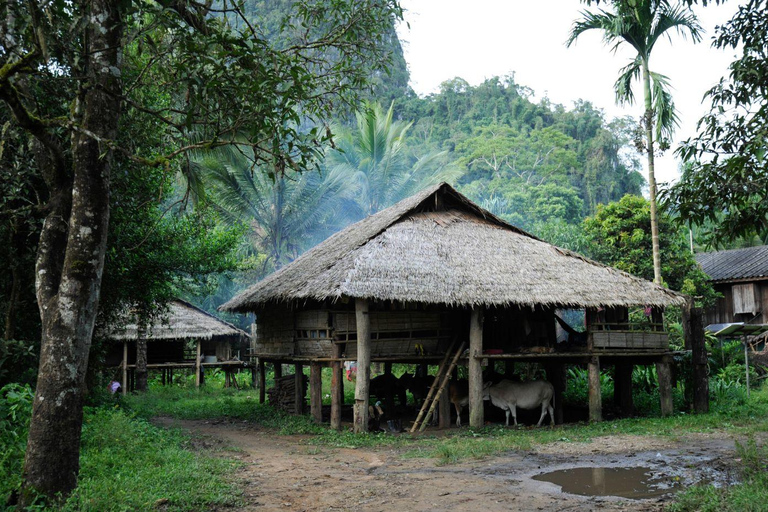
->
<box><xmin>696</xmin><ymin>245</ymin><xmax>768</xmax><ymax>325</ymax></box>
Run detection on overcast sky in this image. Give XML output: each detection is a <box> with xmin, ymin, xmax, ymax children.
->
<box><xmin>396</xmin><ymin>0</ymin><xmax>742</xmax><ymax>185</ymax></box>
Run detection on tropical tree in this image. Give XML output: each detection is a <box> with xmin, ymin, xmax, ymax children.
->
<box><xmin>567</xmin><ymin>0</ymin><xmax>702</xmax><ymax>284</ymax></box>
<box><xmin>328</xmin><ymin>102</ymin><xmax>462</xmax><ymax>215</ymax></box>
<box><xmin>0</xmin><ymin>0</ymin><xmax>402</xmax><ymax>502</ymax></box>
<box><xmin>190</xmin><ymin>147</ymin><xmax>357</xmax><ymax>271</ymax></box>
<box><xmin>667</xmin><ymin>0</ymin><xmax>768</xmax><ymax>246</ymax></box>
<box><xmin>583</xmin><ymin>195</ymin><xmax>717</xmax><ymax>306</ymax></box>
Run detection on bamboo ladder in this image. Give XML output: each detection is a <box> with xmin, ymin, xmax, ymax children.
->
<box><xmin>410</xmin><ymin>341</ymin><xmax>467</xmax><ymax>433</ymax></box>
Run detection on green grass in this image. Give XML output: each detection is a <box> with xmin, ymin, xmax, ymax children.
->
<box><xmin>1</xmin><ymin>386</ymin><xmax>242</xmax><ymax>511</ymax></box>
<box><xmin>668</xmin><ymin>437</ymin><xmax>768</xmax><ymax>512</ymax></box>
<box><xmin>61</xmin><ymin>407</ymin><xmax>241</xmax><ymax>511</ymax></box>
<box><xmin>122</xmin><ymin>381</ymin><xmax>768</xmax><ymax>465</ymax></box>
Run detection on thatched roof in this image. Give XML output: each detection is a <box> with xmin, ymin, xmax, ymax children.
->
<box><xmin>696</xmin><ymin>245</ymin><xmax>768</xmax><ymax>283</ymax></box>
<box><xmin>221</xmin><ymin>183</ymin><xmax>685</xmax><ymax>312</ymax></box>
<box><xmin>105</xmin><ymin>299</ymin><xmax>248</xmax><ymax>342</ymax></box>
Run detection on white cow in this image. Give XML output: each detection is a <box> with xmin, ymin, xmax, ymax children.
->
<box><xmin>483</xmin><ymin>379</ymin><xmax>555</xmax><ymax>427</ymax></box>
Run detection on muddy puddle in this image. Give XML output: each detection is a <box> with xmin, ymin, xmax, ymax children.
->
<box><xmin>533</xmin><ymin>466</ymin><xmax>680</xmax><ymax>499</ymax></box>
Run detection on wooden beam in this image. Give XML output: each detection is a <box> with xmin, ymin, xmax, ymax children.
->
<box><xmin>656</xmin><ymin>356</ymin><xmax>674</xmax><ymax>417</ymax></box>
<box><xmin>258</xmin><ymin>359</ymin><xmax>266</xmax><ymax>404</ymax></box>
<box><xmin>469</xmin><ymin>307</ymin><xmax>484</xmax><ymax>429</ymax></box>
<box><xmin>588</xmin><ymin>356</ymin><xmax>602</xmax><ymax>422</ymax></box>
<box><xmin>330</xmin><ymin>343</ymin><xmax>343</xmax><ymax>430</ymax></box>
<box><xmin>294</xmin><ymin>364</ymin><xmax>304</xmax><ymax>415</ymax></box>
<box><xmin>353</xmin><ymin>299</ymin><xmax>371</xmax><ymax>433</ymax></box>
<box><xmin>122</xmin><ymin>341</ymin><xmax>128</xmax><ymax>396</ymax></box>
<box><xmin>310</xmin><ymin>362</ymin><xmax>322</xmax><ymax>423</ymax></box>
<box><xmin>195</xmin><ymin>340</ymin><xmax>201</xmax><ymax>388</ymax></box>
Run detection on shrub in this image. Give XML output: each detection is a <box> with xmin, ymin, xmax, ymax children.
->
<box><xmin>0</xmin><ymin>383</ymin><xmax>34</xmax><ymax>503</ymax></box>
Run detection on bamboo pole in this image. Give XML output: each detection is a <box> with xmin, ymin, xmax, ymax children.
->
<box><xmin>420</xmin><ymin>342</ymin><xmax>466</xmax><ymax>432</ymax></box>
<box><xmin>410</xmin><ymin>339</ymin><xmax>457</xmax><ymax>432</ymax></box>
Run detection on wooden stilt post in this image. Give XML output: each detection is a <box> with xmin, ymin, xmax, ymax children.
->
<box><xmin>169</xmin><ymin>368</ymin><xmax>173</xmax><ymax>386</ymax></box>
<box><xmin>310</xmin><ymin>362</ymin><xmax>322</xmax><ymax>423</ymax></box>
<box><xmin>225</xmin><ymin>371</ymin><xmax>231</xmax><ymax>388</ymax></box>
<box><xmin>469</xmin><ymin>307</ymin><xmax>484</xmax><ymax>429</ymax></box>
<box><xmin>615</xmin><ymin>362</ymin><xmax>634</xmax><ymax>417</ymax></box>
<box><xmin>294</xmin><ymin>364</ymin><xmax>304</xmax><ymax>415</ymax></box>
<box><xmin>438</xmin><ymin>379</ymin><xmax>451</xmax><ymax>429</ymax></box>
<box><xmin>657</xmin><ymin>356</ymin><xmax>674</xmax><ymax>417</ymax></box>
<box><xmin>122</xmin><ymin>341</ymin><xmax>128</xmax><ymax>396</ymax></box>
<box><xmin>195</xmin><ymin>340</ymin><xmax>201</xmax><ymax>389</ymax></box>
<box><xmin>330</xmin><ymin>344</ymin><xmax>343</xmax><ymax>430</ymax></box>
<box><xmin>588</xmin><ymin>356</ymin><xmax>602</xmax><ymax>422</ymax></box>
<box><xmin>258</xmin><ymin>359</ymin><xmax>266</xmax><ymax>404</ymax></box>
<box><xmin>354</xmin><ymin>299</ymin><xmax>371</xmax><ymax>433</ymax></box>
<box><xmin>274</xmin><ymin>362</ymin><xmax>283</xmax><ymax>379</ymax></box>
<box><xmin>684</xmin><ymin>303</ymin><xmax>709</xmax><ymax>414</ymax></box>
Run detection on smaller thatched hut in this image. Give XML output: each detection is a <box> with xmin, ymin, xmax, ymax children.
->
<box><xmin>103</xmin><ymin>299</ymin><xmax>249</xmax><ymax>392</ymax></box>
<box><xmin>222</xmin><ymin>183</ymin><xmax>692</xmax><ymax>430</ymax></box>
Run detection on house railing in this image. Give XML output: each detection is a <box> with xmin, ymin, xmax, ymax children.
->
<box><xmin>589</xmin><ymin>322</ymin><xmax>669</xmax><ymax>350</ymax></box>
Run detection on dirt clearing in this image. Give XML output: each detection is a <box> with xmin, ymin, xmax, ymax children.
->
<box><xmin>155</xmin><ymin>418</ymin><xmax>741</xmax><ymax>511</ymax></box>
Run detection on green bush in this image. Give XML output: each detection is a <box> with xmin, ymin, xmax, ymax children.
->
<box><xmin>717</xmin><ymin>364</ymin><xmax>760</xmax><ymax>388</ymax></box>
<box><xmin>0</xmin><ymin>383</ymin><xmax>34</xmax><ymax>503</ymax></box>
<box><xmin>62</xmin><ymin>407</ymin><xmax>240</xmax><ymax>511</ymax></box>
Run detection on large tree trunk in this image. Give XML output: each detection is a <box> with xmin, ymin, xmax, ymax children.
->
<box><xmin>642</xmin><ymin>60</ymin><xmax>662</xmax><ymax>285</ymax></box>
<box><xmin>20</xmin><ymin>0</ymin><xmax>122</xmax><ymax>503</ymax></box>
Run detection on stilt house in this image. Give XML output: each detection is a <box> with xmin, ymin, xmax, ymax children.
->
<box><xmin>221</xmin><ymin>183</ymin><xmax>687</xmax><ymax>430</ymax></box>
<box><xmin>696</xmin><ymin>245</ymin><xmax>768</xmax><ymax>326</ymax></box>
<box><xmin>104</xmin><ymin>299</ymin><xmax>250</xmax><ymax>391</ymax></box>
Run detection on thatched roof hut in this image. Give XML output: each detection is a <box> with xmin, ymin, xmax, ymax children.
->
<box><xmin>108</xmin><ymin>299</ymin><xmax>247</xmax><ymax>342</ymax></box>
<box><xmin>222</xmin><ymin>184</ymin><xmax>692</xmax><ymax>430</ymax></box>
<box><xmin>222</xmin><ymin>183</ymin><xmax>683</xmax><ymax>312</ymax></box>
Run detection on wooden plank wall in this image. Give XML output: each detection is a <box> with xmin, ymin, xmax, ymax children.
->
<box><xmin>254</xmin><ymin>308</ymin><xmax>450</xmax><ymax>358</ymax></box>
<box><xmin>256</xmin><ymin>307</ymin><xmax>296</xmax><ymax>356</ymax></box>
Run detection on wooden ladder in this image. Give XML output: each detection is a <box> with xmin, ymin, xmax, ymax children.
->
<box><xmin>410</xmin><ymin>341</ymin><xmax>466</xmax><ymax>433</ymax></box>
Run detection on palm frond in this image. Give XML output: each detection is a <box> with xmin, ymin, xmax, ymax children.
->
<box><xmin>648</xmin><ymin>4</ymin><xmax>703</xmax><ymax>53</ymax></box>
<box><xmin>649</xmin><ymin>71</ymin><xmax>679</xmax><ymax>143</ymax></box>
<box><xmin>614</xmin><ymin>57</ymin><xmax>641</xmax><ymax>106</ymax></box>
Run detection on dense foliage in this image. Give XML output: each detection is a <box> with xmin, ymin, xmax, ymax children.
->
<box><xmin>582</xmin><ymin>195</ymin><xmax>717</xmax><ymax>304</ymax></box>
<box><xmin>393</xmin><ymin>78</ymin><xmax>644</xmax><ymax>232</ymax></box>
<box><xmin>667</xmin><ymin>0</ymin><xmax>768</xmax><ymax>246</ymax></box>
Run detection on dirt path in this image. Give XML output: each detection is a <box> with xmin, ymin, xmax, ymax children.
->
<box><xmin>155</xmin><ymin>418</ymin><xmax>741</xmax><ymax>511</ymax></box>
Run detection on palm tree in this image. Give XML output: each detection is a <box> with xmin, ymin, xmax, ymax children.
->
<box><xmin>328</xmin><ymin>102</ymin><xmax>462</xmax><ymax>215</ymax></box>
<box><xmin>189</xmin><ymin>146</ymin><xmax>357</xmax><ymax>270</ymax></box>
<box><xmin>567</xmin><ymin>0</ymin><xmax>701</xmax><ymax>284</ymax></box>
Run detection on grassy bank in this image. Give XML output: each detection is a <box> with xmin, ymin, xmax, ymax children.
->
<box><xmin>1</xmin><ymin>384</ymin><xmax>241</xmax><ymax>511</ymax></box>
